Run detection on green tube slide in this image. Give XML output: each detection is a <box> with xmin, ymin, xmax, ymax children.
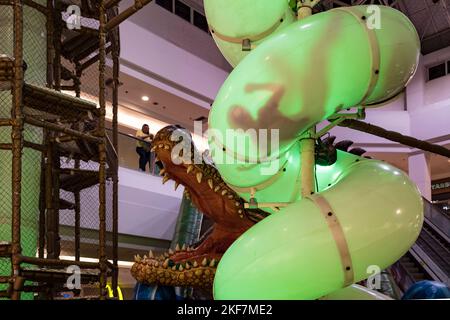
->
<box><xmin>204</xmin><ymin>0</ymin><xmax>295</xmax><ymax>67</ymax></box>
<box><xmin>204</xmin><ymin>3</ymin><xmax>424</xmax><ymax>300</ymax></box>
<box><xmin>0</xmin><ymin>3</ymin><xmax>46</xmax><ymax>299</ymax></box>
<box><xmin>213</xmin><ymin>159</ymin><xmax>423</xmax><ymax>299</ymax></box>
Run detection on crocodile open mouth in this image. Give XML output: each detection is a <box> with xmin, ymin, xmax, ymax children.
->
<box><xmin>130</xmin><ymin>125</ymin><xmax>269</xmax><ymax>289</ymax></box>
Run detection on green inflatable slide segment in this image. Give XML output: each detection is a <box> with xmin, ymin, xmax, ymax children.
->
<box><xmin>0</xmin><ymin>2</ymin><xmax>46</xmax><ymax>300</ymax></box>
<box><xmin>208</xmin><ymin>6</ymin><xmax>419</xmax><ymax>166</ymax></box>
<box><xmin>204</xmin><ymin>0</ymin><xmax>295</xmax><ymax>67</ymax></box>
<box><xmin>204</xmin><ymin>3</ymin><xmax>423</xmax><ymax>300</ymax></box>
<box><xmin>213</xmin><ymin>160</ymin><xmax>423</xmax><ymax>299</ymax></box>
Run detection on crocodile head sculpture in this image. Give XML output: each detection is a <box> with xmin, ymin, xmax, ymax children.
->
<box><xmin>130</xmin><ymin>125</ymin><xmax>269</xmax><ymax>288</ymax></box>
<box><xmin>130</xmin><ymin>125</ymin><xmax>367</xmax><ymax>289</ymax></box>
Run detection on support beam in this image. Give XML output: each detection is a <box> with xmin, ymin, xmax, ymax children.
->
<box><xmin>105</xmin><ymin>0</ymin><xmax>153</xmax><ymax>31</ymax></box>
<box><xmin>338</xmin><ymin>119</ymin><xmax>450</xmax><ymax>158</ymax></box>
<box><xmin>24</xmin><ymin>115</ymin><xmax>102</xmax><ymax>143</ymax></box>
<box><xmin>10</xmin><ymin>0</ymin><xmax>24</xmax><ymax>301</ymax></box>
<box><xmin>297</xmin><ymin>0</ymin><xmax>320</xmax><ymax>197</ymax></box>
<box><xmin>98</xmin><ymin>0</ymin><xmax>108</xmax><ymax>300</ymax></box>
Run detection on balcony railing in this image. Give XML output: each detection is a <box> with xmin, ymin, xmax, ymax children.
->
<box><xmin>106</xmin><ymin>129</ymin><xmax>161</xmax><ymax>177</ymax></box>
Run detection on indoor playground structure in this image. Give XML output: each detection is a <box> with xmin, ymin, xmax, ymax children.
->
<box><xmin>0</xmin><ymin>0</ymin><xmax>151</xmax><ymax>300</ymax></box>
<box><xmin>131</xmin><ymin>0</ymin><xmax>450</xmax><ymax>301</ymax></box>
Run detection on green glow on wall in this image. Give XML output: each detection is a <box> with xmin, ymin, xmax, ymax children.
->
<box><xmin>0</xmin><ymin>3</ymin><xmax>46</xmax><ymax>300</ymax></box>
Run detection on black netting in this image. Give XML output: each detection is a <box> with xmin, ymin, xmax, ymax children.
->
<box><xmin>0</xmin><ymin>1</ymin><xmax>118</xmax><ymax>299</ymax></box>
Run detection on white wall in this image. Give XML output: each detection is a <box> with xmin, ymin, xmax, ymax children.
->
<box><xmin>118</xmin><ymin>167</ymin><xmax>184</xmax><ymax>240</ymax></box>
<box><xmin>120</xmin><ymin>0</ymin><xmax>230</xmax><ymax>71</ymax></box>
<box><xmin>326</xmin><ymin>49</ymin><xmax>450</xmax><ymax>151</ymax></box>
<box><xmin>119</xmin><ymin>19</ymin><xmax>229</xmax><ymax>109</ymax></box>
<box><xmin>60</xmin><ymin>166</ymin><xmax>184</xmax><ymax>241</ymax></box>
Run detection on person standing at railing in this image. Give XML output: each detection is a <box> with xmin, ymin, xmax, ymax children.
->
<box><xmin>136</xmin><ymin>124</ymin><xmax>154</xmax><ymax>172</ymax></box>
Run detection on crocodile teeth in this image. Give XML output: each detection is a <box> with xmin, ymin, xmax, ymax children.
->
<box><xmin>148</xmin><ymin>250</ymin><xmax>154</xmax><ymax>258</ymax></box>
<box><xmin>159</xmin><ymin>169</ymin><xmax>166</xmax><ymax>176</ymax></box>
<box><xmin>235</xmin><ymin>201</ymin><xmax>240</xmax><ymax>207</ymax></box>
<box><xmin>228</xmin><ymin>194</ymin><xmax>233</xmax><ymax>199</ymax></box>
<box><xmin>196</xmin><ymin>172</ymin><xmax>203</xmax><ymax>183</ymax></box>
<box><xmin>162</xmin><ymin>175</ymin><xmax>170</xmax><ymax>184</ymax></box>
<box><xmin>186</xmin><ymin>165</ymin><xmax>194</xmax><ymax>174</ymax></box>
<box><xmin>172</xmin><ymin>266</ymin><xmax>177</xmax><ymax>271</ymax></box>
<box><xmin>143</xmin><ymin>255</ymin><xmax>147</xmax><ymax>260</ymax></box>
<box><xmin>209</xmin><ymin>259</ymin><xmax>216</xmax><ymax>267</ymax></box>
<box><xmin>151</xmin><ymin>146</ymin><xmax>157</xmax><ymax>152</ymax></box>
<box><xmin>169</xmin><ymin>249</ymin><xmax>174</xmax><ymax>255</ymax></box>
<box><xmin>174</xmin><ymin>182</ymin><xmax>180</xmax><ymax>191</ymax></box>
<box><xmin>207</xmin><ymin>179</ymin><xmax>213</xmax><ymax>189</ymax></box>
<box><xmin>185</xmin><ymin>262</ymin><xmax>190</xmax><ymax>270</ymax></box>
<box><xmin>238</xmin><ymin>209</ymin><xmax>243</xmax><ymax>214</ymax></box>
<box><xmin>164</xmin><ymin>252</ymin><xmax>169</xmax><ymax>258</ymax></box>
<box><xmin>214</xmin><ymin>186</ymin><xmax>220</xmax><ymax>193</ymax></box>
<box><xmin>178</xmin><ymin>265</ymin><xmax>184</xmax><ymax>271</ymax></box>
<box><xmin>201</xmin><ymin>258</ymin><xmax>207</xmax><ymax>266</ymax></box>
<box><xmin>155</xmin><ymin>156</ymin><xmax>160</xmax><ymax>162</ymax></box>
<box><xmin>175</xmin><ymin>244</ymin><xmax>180</xmax><ymax>251</ymax></box>
<box><xmin>158</xmin><ymin>144</ymin><xmax>164</xmax><ymax>149</ymax></box>
<box><xmin>154</xmin><ymin>261</ymin><xmax>159</xmax><ymax>267</ymax></box>
<box><xmin>221</xmin><ymin>190</ymin><xmax>227</xmax><ymax>196</ymax></box>
<box><xmin>164</xmin><ymin>145</ymin><xmax>170</xmax><ymax>150</ymax></box>
<box><xmin>193</xmin><ymin>261</ymin><xmax>198</xmax><ymax>268</ymax></box>
<box><xmin>163</xmin><ymin>259</ymin><xmax>169</xmax><ymax>269</ymax></box>
<box><xmin>182</xmin><ymin>244</ymin><xmax>186</xmax><ymax>251</ymax></box>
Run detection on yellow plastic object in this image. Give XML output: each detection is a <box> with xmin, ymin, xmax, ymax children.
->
<box><xmin>213</xmin><ymin>161</ymin><xmax>423</xmax><ymax>299</ymax></box>
<box><xmin>203</xmin><ymin>0</ymin><xmax>295</xmax><ymax>67</ymax></box>
<box><xmin>106</xmin><ymin>284</ymin><xmax>124</xmax><ymax>300</ymax></box>
<box><xmin>321</xmin><ymin>285</ymin><xmax>393</xmax><ymax>300</ymax></box>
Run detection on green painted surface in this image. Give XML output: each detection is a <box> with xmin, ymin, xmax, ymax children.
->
<box><xmin>0</xmin><ymin>2</ymin><xmax>46</xmax><ymax>300</ymax></box>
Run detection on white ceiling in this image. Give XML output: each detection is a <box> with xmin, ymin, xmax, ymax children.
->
<box><xmin>117</xmin><ymin>70</ymin><xmax>210</xmax><ymax>131</ymax></box>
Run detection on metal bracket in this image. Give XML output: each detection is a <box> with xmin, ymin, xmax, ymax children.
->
<box><xmin>242</xmin><ymin>39</ymin><xmax>252</xmax><ymax>51</ymax></box>
<box><xmin>315</xmin><ymin>108</ymin><xmax>366</xmax><ymax>139</ymax></box>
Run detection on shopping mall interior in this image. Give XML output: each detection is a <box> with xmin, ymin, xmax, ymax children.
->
<box><xmin>0</xmin><ymin>0</ymin><xmax>449</xmax><ymax>301</ymax></box>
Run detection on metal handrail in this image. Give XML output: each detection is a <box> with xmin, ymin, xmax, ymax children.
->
<box><xmin>422</xmin><ymin>197</ymin><xmax>450</xmax><ymax>237</ymax></box>
<box><xmin>105</xmin><ymin>128</ymin><xmax>160</xmax><ymax>176</ymax></box>
<box><xmin>106</xmin><ymin>127</ymin><xmax>153</xmax><ymax>145</ymax></box>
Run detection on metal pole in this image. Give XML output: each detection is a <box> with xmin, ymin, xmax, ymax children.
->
<box><xmin>10</xmin><ymin>0</ymin><xmax>24</xmax><ymax>300</ymax></box>
<box><xmin>297</xmin><ymin>0</ymin><xmax>318</xmax><ymax>197</ymax></box>
<box><xmin>105</xmin><ymin>0</ymin><xmax>153</xmax><ymax>31</ymax></box>
<box><xmin>74</xmin><ymin>63</ymin><xmax>82</xmax><ymax>263</ymax></box>
<box><xmin>53</xmin><ymin>1</ymin><xmax>62</xmax><ymax>91</ymax></box>
<box><xmin>45</xmin><ymin>139</ymin><xmax>55</xmax><ymax>259</ymax></box>
<box><xmin>98</xmin><ymin>0</ymin><xmax>108</xmax><ymax>300</ymax></box>
<box><xmin>46</xmin><ymin>0</ymin><xmax>54</xmax><ymax>87</ymax></box>
<box><xmin>111</xmin><ymin>26</ymin><xmax>120</xmax><ymax>299</ymax></box>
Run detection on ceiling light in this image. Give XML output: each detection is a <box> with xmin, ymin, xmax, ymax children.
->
<box><xmin>141</xmin><ymin>96</ymin><xmax>150</xmax><ymax>102</ymax></box>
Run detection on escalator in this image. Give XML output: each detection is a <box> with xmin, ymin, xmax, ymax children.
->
<box><xmin>390</xmin><ymin>199</ymin><xmax>450</xmax><ymax>294</ymax></box>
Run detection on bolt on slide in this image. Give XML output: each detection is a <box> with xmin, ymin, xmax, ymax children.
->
<box><xmin>204</xmin><ymin>0</ymin><xmax>423</xmax><ymax>299</ymax></box>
